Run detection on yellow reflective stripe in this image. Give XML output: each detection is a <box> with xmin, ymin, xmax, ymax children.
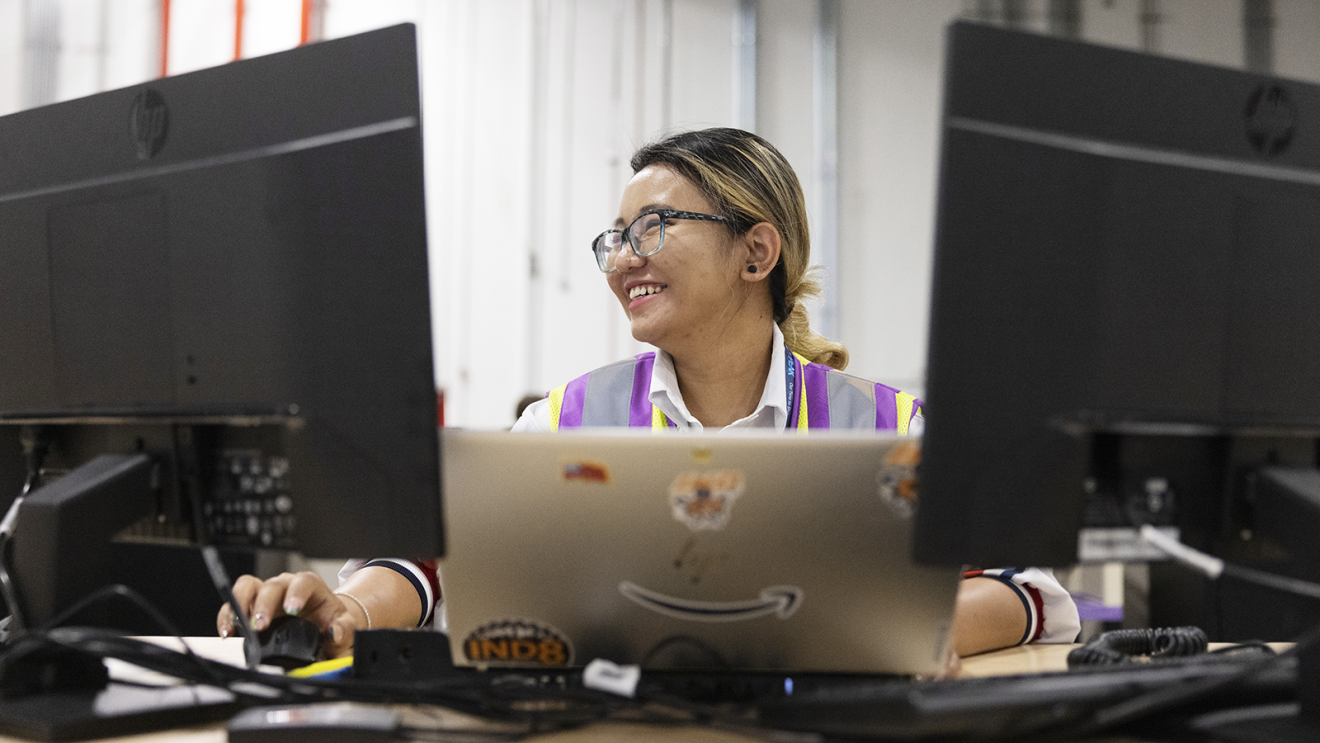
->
<box><xmin>547</xmin><ymin>384</ymin><xmax>567</xmax><ymax>432</ymax></box>
<box><xmin>895</xmin><ymin>392</ymin><xmax>917</xmax><ymax>436</ymax></box>
<box><xmin>791</xmin><ymin>352</ymin><xmax>810</xmax><ymax>432</ymax></box>
<box><xmin>651</xmin><ymin>405</ymin><xmax>669</xmax><ymax>430</ymax></box>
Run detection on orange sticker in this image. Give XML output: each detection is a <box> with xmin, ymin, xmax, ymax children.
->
<box><xmin>562</xmin><ymin>461</ymin><xmax>609</xmax><ymax>484</ymax></box>
<box><xmin>462</xmin><ymin>619</ymin><xmax>573</xmax><ymax>667</ymax></box>
<box><xmin>877</xmin><ymin>440</ymin><xmax>921</xmax><ymax>518</ymax></box>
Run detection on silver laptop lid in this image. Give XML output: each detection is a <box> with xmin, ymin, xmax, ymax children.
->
<box><xmin>439</xmin><ymin>429</ymin><xmax>959</xmax><ymax>675</ymax></box>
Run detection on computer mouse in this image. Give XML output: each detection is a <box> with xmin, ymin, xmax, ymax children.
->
<box><xmin>257</xmin><ymin>614</ymin><xmax>324</xmax><ymax>669</ymax></box>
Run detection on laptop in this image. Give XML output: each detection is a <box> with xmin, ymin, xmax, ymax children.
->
<box><xmin>438</xmin><ymin>429</ymin><xmax>961</xmax><ymax>676</ymax></box>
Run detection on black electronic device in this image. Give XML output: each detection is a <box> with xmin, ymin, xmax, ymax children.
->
<box><xmin>916</xmin><ymin>20</ymin><xmax>1320</xmax><ymax>737</ymax></box>
<box><xmin>0</xmin><ymin>23</ymin><xmax>442</xmax><ymax>634</ymax></box>
<box><xmin>918</xmin><ymin>20</ymin><xmax>1320</xmax><ymax>627</ymax></box>
<box><xmin>758</xmin><ymin>649</ymin><xmax>1297</xmax><ymax>740</ymax></box>
<box><xmin>228</xmin><ymin>705</ymin><xmax>399</xmax><ymax>743</ymax></box>
<box><xmin>256</xmin><ymin>615</ymin><xmax>324</xmax><ymax>670</ymax></box>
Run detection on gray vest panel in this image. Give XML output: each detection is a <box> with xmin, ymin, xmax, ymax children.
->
<box><xmin>579</xmin><ymin>357</ymin><xmax>638</xmax><ymax>427</ymax></box>
<box><xmin>825</xmin><ymin>370</ymin><xmax>879</xmax><ymax>429</ymax></box>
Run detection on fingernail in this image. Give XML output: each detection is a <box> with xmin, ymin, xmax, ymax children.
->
<box><xmin>219</xmin><ymin>625</ymin><xmax>230</xmax><ymax>639</ymax></box>
<box><xmin>332</xmin><ymin>624</ymin><xmax>342</xmax><ymax>644</ymax></box>
<box><xmin>252</xmin><ymin>614</ymin><xmax>267</xmax><ymax>632</ymax></box>
<box><xmin>284</xmin><ymin>600</ymin><xmax>303</xmax><ymax>616</ymax></box>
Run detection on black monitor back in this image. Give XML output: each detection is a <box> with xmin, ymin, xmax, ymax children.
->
<box><xmin>0</xmin><ymin>24</ymin><xmax>442</xmax><ymax>628</ymax></box>
<box><xmin>917</xmin><ymin>22</ymin><xmax>1320</xmax><ymax>571</ymax></box>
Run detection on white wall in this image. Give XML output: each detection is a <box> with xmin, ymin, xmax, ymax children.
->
<box><xmin>4</xmin><ymin>0</ymin><xmax>1320</xmax><ymax>428</ymax></box>
<box><xmin>836</xmin><ymin>0</ymin><xmax>961</xmax><ymax>392</ymax></box>
<box><xmin>1277</xmin><ymin>0</ymin><xmax>1320</xmax><ymax>81</ymax></box>
<box><xmin>0</xmin><ymin>1</ymin><xmax>21</xmax><ymax>114</ymax></box>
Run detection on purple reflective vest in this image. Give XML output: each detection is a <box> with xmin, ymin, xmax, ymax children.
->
<box><xmin>547</xmin><ymin>348</ymin><xmax>922</xmax><ymax>433</ymax></box>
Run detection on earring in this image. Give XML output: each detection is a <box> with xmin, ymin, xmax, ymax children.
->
<box><xmin>748</xmin><ymin>265</ymin><xmax>758</xmax><ymax>273</ymax></box>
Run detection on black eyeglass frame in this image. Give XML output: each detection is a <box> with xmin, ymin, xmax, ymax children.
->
<box><xmin>590</xmin><ymin>209</ymin><xmax>730</xmax><ymax>273</ymax></box>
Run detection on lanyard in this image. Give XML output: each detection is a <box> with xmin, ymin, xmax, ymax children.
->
<box><xmin>784</xmin><ymin>344</ymin><xmax>797</xmax><ymax>422</ymax></box>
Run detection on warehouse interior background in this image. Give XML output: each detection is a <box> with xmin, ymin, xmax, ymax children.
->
<box><xmin>2</xmin><ymin>0</ymin><xmax>1319</xmax><ymax>432</ymax></box>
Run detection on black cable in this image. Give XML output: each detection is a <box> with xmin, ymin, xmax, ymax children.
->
<box><xmin>1062</xmin><ymin>621</ymin><xmax>1316</xmax><ymax>738</ymax></box>
<box><xmin>11</xmin><ymin>625</ymin><xmax>776</xmax><ymax>736</ymax></box>
<box><xmin>199</xmin><ymin>545</ymin><xmax>260</xmax><ymax>669</ymax></box>
<box><xmin>18</xmin><ymin>426</ymin><xmax>49</xmax><ymax>498</ymax></box>
<box><xmin>1005</xmin><ymin>527</ymin><xmax>1320</xmax><ymax>739</ymax></box>
<box><xmin>1209</xmin><ymin>640</ymin><xmax>1277</xmax><ymax>657</ymax></box>
<box><xmin>1067</xmin><ymin>626</ymin><xmax>1208</xmax><ymax>667</ymax></box>
<box><xmin>0</xmin><ymin>430</ymin><xmax>48</xmax><ymax>637</ymax></box>
<box><xmin>42</xmin><ymin>583</ymin><xmax>182</xmax><ymax>636</ymax></box>
<box><xmin>26</xmin><ymin>583</ymin><xmax>225</xmax><ymax>688</ymax></box>
<box><xmin>0</xmin><ymin>577</ymin><xmax>766</xmax><ymax>734</ymax></box>
<box><xmin>0</xmin><ymin>533</ymin><xmax>26</xmax><ymax>636</ymax></box>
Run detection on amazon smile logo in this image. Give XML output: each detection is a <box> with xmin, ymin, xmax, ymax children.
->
<box><xmin>618</xmin><ymin>581</ymin><xmax>803</xmax><ymax>622</ymax></box>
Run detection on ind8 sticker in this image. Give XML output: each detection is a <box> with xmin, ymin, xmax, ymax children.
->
<box><xmin>462</xmin><ymin>618</ymin><xmax>573</xmax><ymax>667</ymax></box>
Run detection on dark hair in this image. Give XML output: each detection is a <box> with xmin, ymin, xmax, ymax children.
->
<box><xmin>630</xmin><ymin>128</ymin><xmax>847</xmax><ymax>369</ymax></box>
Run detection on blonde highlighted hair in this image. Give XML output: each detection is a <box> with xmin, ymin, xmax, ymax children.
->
<box><xmin>630</xmin><ymin>128</ymin><xmax>848</xmax><ymax>369</ymax></box>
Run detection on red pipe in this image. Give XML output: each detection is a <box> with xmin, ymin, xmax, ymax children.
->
<box><xmin>159</xmin><ymin>0</ymin><xmax>171</xmax><ymax>77</ymax></box>
<box><xmin>233</xmin><ymin>0</ymin><xmax>245</xmax><ymax>61</ymax></box>
<box><xmin>300</xmin><ymin>0</ymin><xmax>313</xmax><ymax>45</ymax></box>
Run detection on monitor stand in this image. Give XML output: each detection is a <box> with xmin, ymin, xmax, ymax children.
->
<box><xmin>0</xmin><ymin>454</ymin><xmax>248</xmax><ymax>741</ymax></box>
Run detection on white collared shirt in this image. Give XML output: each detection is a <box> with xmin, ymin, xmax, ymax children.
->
<box><xmin>513</xmin><ymin>324</ymin><xmax>926</xmax><ymax>435</ymax></box>
<box><xmin>514</xmin><ymin>324</ymin><xmax>792</xmax><ymax>433</ymax></box>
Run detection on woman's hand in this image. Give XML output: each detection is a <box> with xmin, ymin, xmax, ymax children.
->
<box><xmin>216</xmin><ymin>571</ymin><xmax>361</xmax><ymax>658</ymax></box>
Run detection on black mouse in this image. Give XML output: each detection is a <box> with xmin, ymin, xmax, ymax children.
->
<box><xmin>256</xmin><ymin>615</ymin><xmax>324</xmax><ymax>669</ymax></box>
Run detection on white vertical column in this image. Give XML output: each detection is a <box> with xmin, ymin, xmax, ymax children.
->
<box><xmin>812</xmin><ymin>0</ymin><xmax>838</xmax><ymax>339</ymax></box>
<box><xmin>661</xmin><ymin>0</ymin><xmax>673</xmax><ymax>130</ymax></box>
<box><xmin>22</xmin><ymin>0</ymin><xmax>60</xmax><ymax>108</ymax></box>
<box><xmin>732</xmin><ymin>0</ymin><xmax>756</xmax><ymax>132</ymax></box>
<box><xmin>1274</xmin><ymin>0</ymin><xmax>1320</xmax><ymax>83</ymax></box>
<box><xmin>526</xmin><ymin>0</ymin><xmax>552</xmax><ymax>398</ymax></box>
<box><xmin>0</xmin><ymin>1</ymin><xmax>21</xmax><ymax>115</ymax></box>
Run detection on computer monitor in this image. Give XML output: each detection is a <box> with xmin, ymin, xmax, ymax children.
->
<box><xmin>916</xmin><ymin>22</ymin><xmax>1320</xmax><ymax>640</ymax></box>
<box><xmin>0</xmin><ymin>24</ymin><xmax>442</xmax><ymax>631</ymax></box>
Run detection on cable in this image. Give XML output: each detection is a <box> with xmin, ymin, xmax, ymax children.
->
<box><xmin>1024</xmin><ymin>528</ymin><xmax>1320</xmax><ymax>739</ymax></box>
<box><xmin>33</xmin><ymin>583</ymin><xmax>226</xmax><ymax>688</ymax></box>
<box><xmin>1064</xmin><ymin>622</ymin><xmax>1315</xmax><ymax>738</ymax></box>
<box><xmin>1067</xmin><ymin>627</ymin><xmax>1208</xmax><ymax>667</ymax></box>
<box><xmin>0</xmin><ymin>575</ymin><xmax>782</xmax><ymax>736</ymax></box>
<box><xmin>1139</xmin><ymin>524</ymin><xmax>1320</xmax><ymax>600</ymax></box>
<box><xmin>200</xmin><ymin>545</ymin><xmax>260</xmax><ymax>670</ymax></box>
<box><xmin>0</xmin><ymin>428</ymin><xmax>50</xmax><ymax>637</ymax></box>
<box><xmin>0</xmin><ymin>534</ymin><xmax>26</xmax><ymax>636</ymax></box>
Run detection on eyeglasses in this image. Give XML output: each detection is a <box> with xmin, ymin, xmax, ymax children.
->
<box><xmin>591</xmin><ymin>209</ymin><xmax>729</xmax><ymax>273</ymax></box>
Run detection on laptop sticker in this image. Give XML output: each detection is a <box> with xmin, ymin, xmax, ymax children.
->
<box><xmin>876</xmin><ymin>440</ymin><xmax>921</xmax><ymax>518</ymax></box>
<box><xmin>668</xmin><ymin>470</ymin><xmax>745</xmax><ymax>531</ymax></box>
<box><xmin>562</xmin><ymin>461</ymin><xmax>609</xmax><ymax>484</ymax></box>
<box><xmin>619</xmin><ymin>581</ymin><xmax>803</xmax><ymax>622</ymax></box>
<box><xmin>462</xmin><ymin>618</ymin><xmax>573</xmax><ymax>667</ymax></box>
<box><xmin>672</xmin><ymin>536</ymin><xmax>729</xmax><ymax>584</ymax></box>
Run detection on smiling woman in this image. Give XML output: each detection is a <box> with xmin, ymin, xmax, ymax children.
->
<box><xmin>520</xmin><ymin>128</ymin><xmax>873</xmax><ymax>433</ymax></box>
<box><xmin>217</xmin><ymin>128</ymin><xmax>1080</xmax><ymax>661</ymax></box>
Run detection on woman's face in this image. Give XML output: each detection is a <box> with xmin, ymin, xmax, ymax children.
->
<box><xmin>607</xmin><ymin>165</ymin><xmax>747</xmax><ymax>352</ymax></box>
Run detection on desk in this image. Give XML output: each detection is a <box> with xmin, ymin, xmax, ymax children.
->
<box><xmin>0</xmin><ymin>640</ymin><xmax>1287</xmax><ymax>743</ymax></box>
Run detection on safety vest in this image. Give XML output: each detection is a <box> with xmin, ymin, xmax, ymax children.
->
<box><xmin>547</xmin><ymin>348</ymin><xmax>922</xmax><ymax>434</ymax></box>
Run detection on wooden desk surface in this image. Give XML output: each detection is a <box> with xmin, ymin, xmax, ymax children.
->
<box><xmin>0</xmin><ymin>639</ymin><xmax>1288</xmax><ymax>743</ymax></box>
